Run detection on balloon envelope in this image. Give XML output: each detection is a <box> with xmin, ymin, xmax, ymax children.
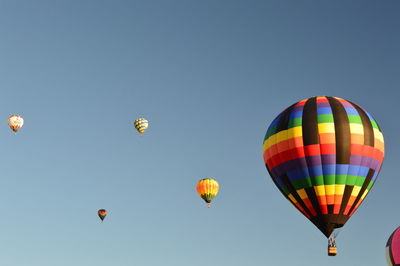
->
<box><xmin>263</xmin><ymin>96</ymin><xmax>384</xmax><ymax>237</ymax></box>
<box><xmin>8</xmin><ymin>115</ymin><xmax>24</xmax><ymax>133</ymax></box>
<box><xmin>134</xmin><ymin>118</ymin><xmax>148</xmax><ymax>134</ymax></box>
<box><xmin>386</xmin><ymin>227</ymin><xmax>400</xmax><ymax>266</ymax></box>
<box><xmin>98</xmin><ymin>209</ymin><xmax>107</xmax><ymax>221</ymax></box>
<box><xmin>196</xmin><ymin>178</ymin><xmax>219</xmax><ymax>206</ymax></box>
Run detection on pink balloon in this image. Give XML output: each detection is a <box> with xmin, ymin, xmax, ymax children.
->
<box><xmin>386</xmin><ymin>227</ymin><xmax>400</xmax><ymax>265</ymax></box>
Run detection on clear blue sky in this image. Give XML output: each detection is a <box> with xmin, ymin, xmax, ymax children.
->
<box><xmin>0</xmin><ymin>1</ymin><xmax>398</xmax><ymax>265</ymax></box>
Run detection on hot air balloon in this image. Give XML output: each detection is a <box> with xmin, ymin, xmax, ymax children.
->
<box><xmin>196</xmin><ymin>178</ymin><xmax>219</xmax><ymax>208</ymax></box>
<box><xmin>134</xmin><ymin>118</ymin><xmax>148</xmax><ymax>135</ymax></box>
<box><xmin>386</xmin><ymin>226</ymin><xmax>400</xmax><ymax>265</ymax></box>
<box><xmin>8</xmin><ymin>115</ymin><xmax>24</xmax><ymax>134</ymax></box>
<box><xmin>98</xmin><ymin>209</ymin><xmax>107</xmax><ymax>222</ymax></box>
<box><xmin>262</xmin><ymin>96</ymin><xmax>384</xmax><ymax>256</ymax></box>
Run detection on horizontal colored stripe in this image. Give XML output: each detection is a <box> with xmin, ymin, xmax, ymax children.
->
<box><xmin>374</xmin><ymin>128</ymin><xmax>384</xmax><ymax>142</ymax></box>
<box><xmin>319</xmin><ymin>133</ymin><xmax>335</xmax><ymax>144</ymax></box>
<box><xmin>316</xmin><ymin>107</ymin><xmax>333</xmax><ymax>115</ymax></box>
<box><xmin>263</xmin><ymin>136</ymin><xmax>304</xmax><ymax>158</ymax></box>
<box><xmin>271</xmin><ymin>164</ymin><xmax>371</xmax><ymax>182</ymax></box>
<box><xmin>350</xmin><ymin>144</ymin><xmax>384</xmax><ymax>162</ymax></box>
<box><xmin>318</xmin><ymin>123</ymin><xmax>335</xmax><ymax>133</ymax></box>
<box><xmin>349</xmin><ymin>123</ymin><xmax>363</xmax><ymax>134</ymax></box>
<box><xmin>290</xmin><ymin>174</ymin><xmax>369</xmax><ymax>189</ymax></box>
<box><xmin>317</xmin><ymin>114</ymin><xmax>334</xmax><ymax>123</ymax></box>
<box><xmin>266</xmin><ymin>144</ymin><xmax>337</xmax><ymax>169</ymax></box>
<box><xmin>270</xmin><ymin>154</ymin><xmax>381</xmax><ymax>178</ymax></box>
<box><xmin>266</xmin><ymin>147</ymin><xmax>306</xmax><ymax>169</ymax></box>
<box><xmin>263</xmin><ymin>126</ymin><xmax>302</xmax><ymax>150</ymax></box>
<box><xmin>289</xmin><ymin>111</ymin><xmax>302</xmax><ymax>119</ymax></box>
<box><xmin>347</xmin><ymin>115</ymin><xmax>363</xmax><ymax>124</ymax></box>
<box><xmin>350</xmin><ymin>134</ymin><xmax>364</xmax><ymax>145</ymax></box>
<box><xmin>313</xmin><ymin>185</ymin><xmax>345</xmax><ymax>196</ymax></box>
<box><xmin>344</xmin><ymin>107</ymin><xmax>359</xmax><ymax>116</ymax></box>
<box><xmin>296</xmin><ymin>99</ymin><xmax>307</xmax><ymax>106</ymax></box>
<box><xmin>375</xmin><ymin>139</ymin><xmax>384</xmax><ymax>153</ymax></box>
<box><xmin>350</xmin><ymin>154</ymin><xmax>382</xmax><ymax>169</ymax></box>
<box><xmin>288</xmin><ymin>118</ymin><xmax>302</xmax><ymax>127</ymax></box>
<box><xmin>317</xmin><ymin>102</ymin><xmax>331</xmax><ymax>108</ymax></box>
<box><xmin>370</xmin><ymin>120</ymin><xmax>379</xmax><ymax>129</ymax></box>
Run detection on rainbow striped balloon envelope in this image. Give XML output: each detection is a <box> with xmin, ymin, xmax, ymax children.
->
<box><xmin>98</xmin><ymin>209</ymin><xmax>107</xmax><ymax>221</ymax></box>
<box><xmin>262</xmin><ymin>96</ymin><xmax>384</xmax><ymax>237</ymax></box>
<box><xmin>386</xmin><ymin>227</ymin><xmax>400</xmax><ymax>266</ymax></box>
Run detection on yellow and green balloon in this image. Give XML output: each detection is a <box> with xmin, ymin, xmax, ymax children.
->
<box><xmin>196</xmin><ymin>178</ymin><xmax>219</xmax><ymax>208</ymax></box>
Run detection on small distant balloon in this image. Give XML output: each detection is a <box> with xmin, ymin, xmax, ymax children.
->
<box><xmin>134</xmin><ymin>118</ymin><xmax>149</xmax><ymax>135</ymax></box>
<box><xmin>8</xmin><ymin>115</ymin><xmax>24</xmax><ymax>134</ymax></box>
<box><xmin>98</xmin><ymin>209</ymin><xmax>107</xmax><ymax>221</ymax></box>
<box><xmin>196</xmin><ymin>178</ymin><xmax>219</xmax><ymax>208</ymax></box>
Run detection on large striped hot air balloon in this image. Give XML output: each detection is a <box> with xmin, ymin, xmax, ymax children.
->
<box><xmin>134</xmin><ymin>118</ymin><xmax>149</xmax><ymax>135</ymax></box>
<box><xmin>386</xmin><ymin>227</ymin><xmax>400</xmax><ymax>266</ymax></box>
<box><xmin>196</xmin><ymin>178</ymin><xmax>219</xmax><ymax>208</ymax></box>
<box><xmin>98</xmin><ymin>209</ymin><xmax>107</xmax><ymax>222</ymax></box>
<box><xmin>262</xmin><ymin>96</ymin><xmax>384</xmax><ymax>255</ymax></box>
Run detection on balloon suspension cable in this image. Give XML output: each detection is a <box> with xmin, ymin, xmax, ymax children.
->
<box><xmin>328</xmin><ymin>230</ymin><xmax>337</xmax><ymax>246</ymax></box>
<box><xmin>333</xmin><ymin>227</ymin><xmax>343</xmax><ymax>238</ymax></box>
